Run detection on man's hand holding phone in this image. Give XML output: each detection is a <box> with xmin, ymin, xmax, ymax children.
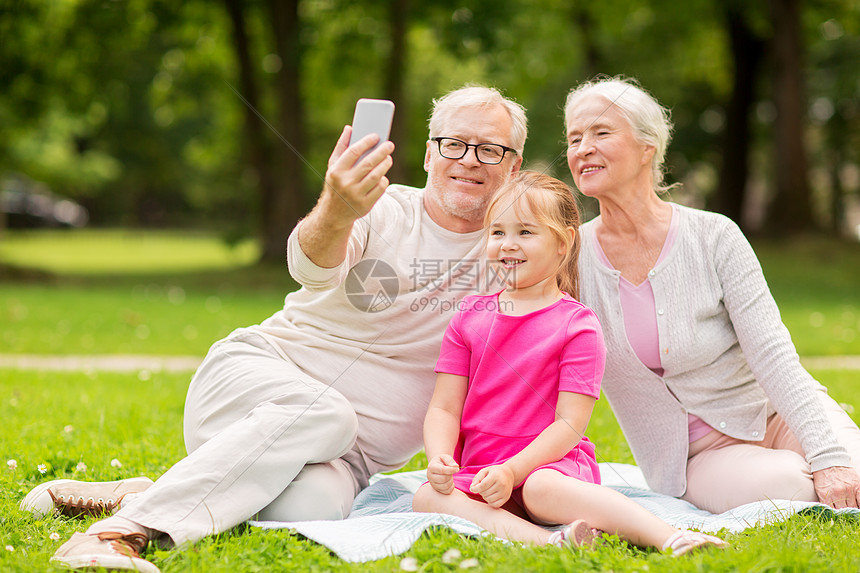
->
<box><xmin>323</xmin><ymin>99</ymin><xmax>395</xmax><ymax>229</ymax></box>
<box><xmin>298</xmin><ymin>99</ymin><xmax>395</xmax><ymax>269</ymax></box>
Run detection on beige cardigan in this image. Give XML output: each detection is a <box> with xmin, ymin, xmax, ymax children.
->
<box><xmin>579</xmin><ymin>204</ymin><xmax>849</xmax><ymax>496</ymax></box>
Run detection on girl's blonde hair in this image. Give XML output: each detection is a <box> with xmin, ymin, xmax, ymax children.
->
<box><xmin>484</xmin><ymin>171</ymin><xmax>582</xmax><ymax>299</ymax></box>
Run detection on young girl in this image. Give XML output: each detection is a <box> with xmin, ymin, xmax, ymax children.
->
<box><xmin>412</xmin><ymin>171</ymin><xmax>726</xmax><ymax>554</ymax></box>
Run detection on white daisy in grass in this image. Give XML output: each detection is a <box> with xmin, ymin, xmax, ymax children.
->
<box><xmin>442</xmin><ymin>549</ymin><xmax>461</xmax><ymax>564</ymax></box>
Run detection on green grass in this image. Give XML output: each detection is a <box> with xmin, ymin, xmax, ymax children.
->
<box><xmin>0</xmin><ymin>229</ymin><xmax>294</xmax><ymax>356</ymax></box>
<box><xmin>0</xmin><ymin>282</ymin><xmax>284</xmax><ymax>356</ymax></box>
<box><xmin>1</xmin><ymin>229</ymin><xmax>859</xmax><ymax>357</ymax></box>
<box><xmin>757</xmin><ymin>237</ymin><xmax>860</xmax><ymax>356</ymax></box>
<box><xmin>0</xmin><ymin>229</ymin><xmax>259</xmax><ymax>275</ymax></box>
<box><xmin>2</xmin><ymin>368</ymin><xmax>860</xmax><ymax>572</ymax></box>
<box><xmin>1</xmin><ymin>229</ymin><xmax>860</xmax><ymax>570</ymax></box>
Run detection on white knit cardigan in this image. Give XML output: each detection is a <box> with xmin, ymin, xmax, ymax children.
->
<box><xmin>578</xmin><ymin>203</ymin><xmax>849</xmax><ymax>496</ymax></box>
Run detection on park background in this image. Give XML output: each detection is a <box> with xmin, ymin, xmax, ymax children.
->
<box><xmin>2</xmin><ymin>1</ymin><xmax>860</xmax><ymax>572</ymax></box>
<box><xmin>1</xmin><ymin>0</ymin><xmax>859</xmax><ymax>251</ymax></box>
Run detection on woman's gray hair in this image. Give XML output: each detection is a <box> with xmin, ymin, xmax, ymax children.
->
<box><xmin>564</xmin><ymin>77</ymin><xmax>674</xmax><ymax>192</ymax></box>
<box><xmin>429</xmin><ymin>85</ymin><xmax>528</xmax><ymax>153</ymax></box>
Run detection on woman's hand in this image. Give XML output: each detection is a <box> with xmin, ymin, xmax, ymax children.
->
<box><xmin>426</xmin><ymin>454</ymin><xmax>459</xmax><ymax>495</ymax></box>
<box><xmin>470</xmin><ymin>464</ymin><xmax>515</xmax><ymax>508</ymax></box>
<box><xmin>812</xmin><ymin>466</ymin><xmax>860</xmax><ymax>508</ymax></box>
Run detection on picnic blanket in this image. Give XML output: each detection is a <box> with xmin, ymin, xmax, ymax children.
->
<box><xmin>250</xmin><ymin>463</ymin><xmax>859</xmax><ymax>563</ymax></box>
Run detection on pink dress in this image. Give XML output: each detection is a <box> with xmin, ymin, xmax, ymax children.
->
<box><xmin>435</xmin><ymin>292</ymin><xmax>606</xmax><ymax>498</ymax></box>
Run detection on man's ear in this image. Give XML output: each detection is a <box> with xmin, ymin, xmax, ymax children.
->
<box><xmin>424</xmin><ymin>140</ymin><xmax>432</xmax><ymax>172</ymax></box>
<box><xmin>510</xmin><ymin>154</ymin><xmax>523</xmax><ymax>174</ymax></box>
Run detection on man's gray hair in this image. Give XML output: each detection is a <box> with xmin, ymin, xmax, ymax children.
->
<box><xmin>429</xmin><ymin>85</ymin><xmax>528</xmax><ymax>153</ymax></box>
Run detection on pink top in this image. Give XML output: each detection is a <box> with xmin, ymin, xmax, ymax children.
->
<box><xmin>435</xmin><ymin>292</ymin><xmax>606</xmax><ymax>496</ymax></box>
<box><xmin>594</xmin><ymin>205</ymin><xmax>713</xmax><ymax>443</ymax></box>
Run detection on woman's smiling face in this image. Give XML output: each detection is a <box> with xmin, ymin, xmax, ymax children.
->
<box><xmin>565</xmin><ymin>95</ymin><xmax>654</xmax><ymax>199</ymax></box>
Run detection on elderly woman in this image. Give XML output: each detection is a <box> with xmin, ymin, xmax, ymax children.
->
<box><xmin>564</xmin><ymin>76</ymin><xmax>860</xmax><ymax>513</ymax></box>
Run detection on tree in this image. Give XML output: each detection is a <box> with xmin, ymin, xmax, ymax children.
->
<box><xmin>807</xmin><ymin>10</ymin><xmax>860</xmax><ymax>237</ymax></box>
<box><xmin>3</xmin><ymin>0</ymin><xmax>857</xmax><ymax>244</ymax></box>
<box><xmin>382</xmin><ymin>0</ymin><xmax>411</xmax><ymax>185</ymax></box>
<box><xmin>711</xmin><ymin>4</ymin><xmax>766</xmax><ymax>231</ymax></box>
<box><xmin>765</xmin><ymin>0</ymin><xmax>815</xmax><ymax>233</ymax></box>
<box><xmin>266</xmin><ymin>0</ymin><xmax>310</xmax><ymax>261</ymax></box>
<box><xmin>223</xmin><ymin>0</ymin><xmax>310</xmax><ymax>263</ymax></box>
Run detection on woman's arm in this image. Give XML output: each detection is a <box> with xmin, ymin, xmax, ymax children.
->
<box><xmin>423</xmin><ymin>373</ymin><xmax>468</xmax><ymax>494</ymax></box>
<box><xmin>714</xmin><ymin>218</ymin><xmax>860</xmax><ymax>505</ymax></box>
<box><xmin>715</xmin><ymin>220</ymin><xmax>848</xmax><ymax>467</ymax></box>
<box><xmin>470</xmin><ymin>392</ymin><xmax>596</xmax><ymax>508</ymax></box>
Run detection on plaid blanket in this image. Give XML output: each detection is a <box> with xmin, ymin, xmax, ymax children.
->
<box><xmin>250</xmin><ymin>463</ymin><xmax>859</xmax><ymax>563</ymax></box>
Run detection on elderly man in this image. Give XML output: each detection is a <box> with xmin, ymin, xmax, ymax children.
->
<box><xmin>27</xmin><ymin>85</ymin><xmax>526</xmax><ymax>572</ymax></box>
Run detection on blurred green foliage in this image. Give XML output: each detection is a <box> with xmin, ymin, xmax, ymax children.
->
<box><xmin>1</xmin><ymin>0</ymin><xmax>858</xmax><ymax>248</ymax></box>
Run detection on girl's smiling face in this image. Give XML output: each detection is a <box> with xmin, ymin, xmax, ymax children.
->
<box><xmin>486</xmin><ymin>198</ymin><xmax>566</xmax><ymax>292</ymax></box>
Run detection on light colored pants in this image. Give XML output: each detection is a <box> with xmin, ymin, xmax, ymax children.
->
<box><xmin>683</xmin><ymin>390</ymin><xmax>860</xmax><ymax>513</ymax></box>
<box><xmin>117</xmin><ymin>332</ymin><xmax>365</xmax><ymax>545</ymax></box>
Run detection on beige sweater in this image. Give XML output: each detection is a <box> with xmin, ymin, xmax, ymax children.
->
<box><xmin>245</xmin><ymin>184</ymin><xmax>494</xmax><ymax>477</ymax></box>
<box><xmin>578</xmin><ymin>204</ymin><xmax>849</xmax><ymax>496</ymax></box>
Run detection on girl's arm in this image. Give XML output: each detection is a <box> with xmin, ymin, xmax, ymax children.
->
<box><xmin>470</xmin><ymin>392</ymin><xmax>596</xmax><ymax>507</ymax></box>
<box><xmin>423</xmin><ymin>372</ymin><xmax>469</xmax><ymax>494</ymax></box>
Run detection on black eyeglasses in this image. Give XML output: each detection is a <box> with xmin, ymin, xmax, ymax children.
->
<box><xmin>431</xmin><ymin>137</ymin><xmax>517</xmax><ymax>165</ymax></box>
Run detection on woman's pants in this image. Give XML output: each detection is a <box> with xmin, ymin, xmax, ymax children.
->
<box><xmin>683</xmin><ymin>390</ymin><xmax>860</xmax><ymax>513</ymax></box>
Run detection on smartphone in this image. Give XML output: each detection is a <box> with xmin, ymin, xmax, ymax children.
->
<box><xmin>349</xmin><ymin>98</ymin><xmax>395</xmax><ymax>160</ymax></box>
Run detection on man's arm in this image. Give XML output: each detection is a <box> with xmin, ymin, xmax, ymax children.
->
<box><xmin>297</xmin><ymin>126</ymin><xmax>394</xmax><ymax>269</ymax></box>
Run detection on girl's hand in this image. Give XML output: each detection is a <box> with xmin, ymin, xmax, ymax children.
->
<box><xmin>470</xmin><ymin>464</ymin><xmax>514</xmax><ymax>508</ymax></box>
<box><xmin>427</xmin><ymin>454</ymin><xmax>459</xmax><ymax>495</ymax></box>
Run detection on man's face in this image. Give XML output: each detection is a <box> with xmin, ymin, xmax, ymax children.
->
<box><xmin>423</xmin><ymin>104</ymin><xmax>522</xmax><ymax>232</ymax></box>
